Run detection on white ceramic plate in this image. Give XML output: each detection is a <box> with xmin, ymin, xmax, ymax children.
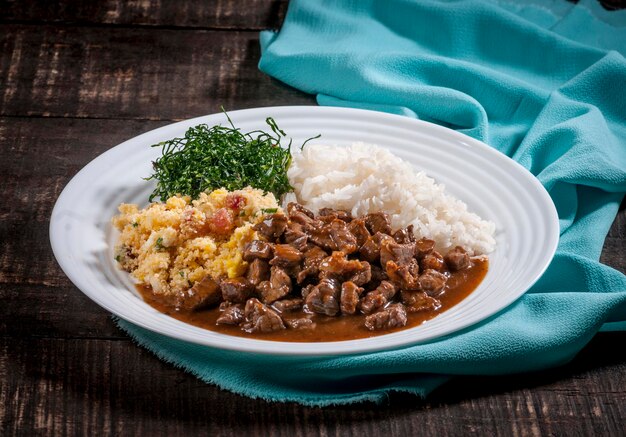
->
<box><xmin>50</xmin><ymin>106</ymin><xmax>559</xmax><ymax>356</ymax></box>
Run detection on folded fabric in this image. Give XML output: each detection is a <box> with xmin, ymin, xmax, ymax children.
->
<box><xmin>117</xmin><ymin>0</ymin><xmax>626</xmax><ymax>406</ymax></box>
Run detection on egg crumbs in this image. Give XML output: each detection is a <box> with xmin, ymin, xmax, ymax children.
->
<box><xmin>112</xmin><ymin>187</ymin><xmax>280</xmax><ymax>296</ymax></box>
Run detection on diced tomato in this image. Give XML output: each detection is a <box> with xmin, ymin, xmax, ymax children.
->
<box><xmin>208</xmin><ymin>208</ymin><xmax>235</xmax><ymax>235</ymax></box>
<box><xmin>225</xmin><ymin>194</ymin><xmax>246</xmax><ymax>210</ymax></box>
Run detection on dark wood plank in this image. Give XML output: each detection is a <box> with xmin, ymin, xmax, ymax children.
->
<box><xmin>0</xmin><ymin>24</ymin><xmax>314</xmax><ymax>120</ymax></box>
<box><xmin>0</xmin><ymin>0</ymin><xmax>289</xmax><ymax>30</ymax></box>
<box><xmin>1</xmin><ymin>333</ymin><xmax>625</xmax><ymax>436</ymax></box>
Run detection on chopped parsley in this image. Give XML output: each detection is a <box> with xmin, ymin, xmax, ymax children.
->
<box><xmin>155</xmin><ymin>237</ymin><xmax>164</xmax><ymax>250</ymax></box>
<box><xmin>146</xmin><ymin>110</ymin><xmax>317</xmax><ymax>202</ymax></box>
<box><xmin>260</xmin><ymin>208</ymin><xmax>278</xmax><ymax>214</ymax></box>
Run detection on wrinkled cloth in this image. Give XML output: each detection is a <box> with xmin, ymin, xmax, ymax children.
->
<box><xmin>117</xmin><ymin>0</ymin><xmax>626</xmax><ymax>406</ymax></box>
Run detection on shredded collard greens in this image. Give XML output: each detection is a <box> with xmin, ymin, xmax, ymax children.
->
<box><xmin>146</xmin><ymin>113</ymin><xmax>318</xmax><ymax>202</ymax></box>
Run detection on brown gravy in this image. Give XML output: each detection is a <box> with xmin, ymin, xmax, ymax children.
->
<box><xmin>137</xmin><ymin>258</ymin><xmax>488</xmax><ymax>342</ymax></box>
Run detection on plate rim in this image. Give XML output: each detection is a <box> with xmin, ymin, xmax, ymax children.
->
<box><xmin>49</xmin><ymin>105</ymin><xmax>560</xmax><ymax>356</ymax></box>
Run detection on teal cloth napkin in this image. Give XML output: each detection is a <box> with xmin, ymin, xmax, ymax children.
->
<box><xmin>117</xmin><ymin>0</ymin><xmax>626</xmax><ymax>406</ymax></box>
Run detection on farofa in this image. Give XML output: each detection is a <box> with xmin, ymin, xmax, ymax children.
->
<box><xmin>112</xmin><ymin>187</ymin><xmax>280</xmax><ymax>296</ymax></box>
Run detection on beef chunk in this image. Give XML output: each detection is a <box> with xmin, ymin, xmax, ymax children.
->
<box><xmin>246</xmin><ymin>258</ymin><xmax>270</xmax><ymax>286</ymax></box>
<box><xmin>414</xmin><ymin>238</ymin><xmax>436</xmax><ymax>259</ymax></box>
<box><xmin>366</xmin><ymin>264</ymin><xmax>388</xmax><ymax>290</ymax></box>
<box><xmin>444</xmin><ymin>246</ymin><xmax>471</xmax><ymax>271</ymax></box>
<box><xmin>364</xmin><ymin>303</ymin><xmax>408</xmax><ymax>331</ymax></box>
<box><xmin>286</xmin><ymin>318</ymin><xmax>316</xmax><ymax>330</ymax></box>
<box><xmin>175</xmin><ymin>275</ymin><xmax>221</xmax><ymax>311</ymax></box>
<box><xmin>283</xmin><ymin>221</ymin><xmax>307</xmax><ymax>245</ymax></box>
<box><xmin>254</xmin><ymin>213</ymin><xmax>289</xmax><ymax>239</ymax></box>
<box><xmin>304</xmin><ymin>278</ymin><xmax>341</xmax><ymax>316</ymax></box>
<box><xmin>364</xmin><ymin>211</ymin><xmax>392</xmax><ymax>235</ymax></box>
<box><xmin>380</xmin><ymin>240</ymin><xmax>416</xmax><ymax>268</ymax></box>
<box><xmin>242</xmin><ymin>298</ymin><xmax>285</xmax><ymax>333</ymax></box>
<box><xmin>347</xmin><ymin>218</ymin><xmax>371</xmax><ymax>247</ymax></box>
<box><xmin>319</xmin><ymin>207</ymin><xmax>353</xmax><ymax>223</ymax></box>
<box><xmin>359</xmin><ymin>232</ymin><xmax>394</xmax><ymax>263</ymax></box>
<box><xmin>289</xmin><ymin>235</ymin><xmax>309</xmax><ymax>253</ymax></box>
<box><xmin>307</xmin><ymin>219</ymin><xmax>358</xmax><ymax>254</ymax></box>
<box><xmin>340</xmin><ymin>281</ymin><xmax>364</xmax><ymax>315</ymax></box>
<box><xmin>401</xmin><ymin>290</ymin><xmax>442</xmax><ymax>312</ymax></box>
<box><xmin>287</xmin><ymin>203</ymin><xmax>320</xmax><ymax>229</ymax></box>
<box><xmin>272</xmin><ymin>298</ymin><xmax>303</xmax><ymax>313</ymax></box>
<box><xmin>297</xmin><ymin>246</ymin><xmax>328</xmax><ymax>283</ymax></box>
<box><xmin>418</xmin><ymin>269</ymin><xmax>447</xmax><ymax>296</ymax></box>
<box><xmin>269</xmin><ymin>244</ymin><xmax>303</xmax><ymax>268</ymax></box>
<box><xmin>393</xmin><ymin>224</ymin><xmax>415</xmax><ymax>244</ymax></box>
<box><xmin>301</xmin><ymin>284</ymin><xmax>315</xmax><ymax>299</ymax></box>
<box><xmin>258</xmin><ymin>266</ymin><xmax>292</xmax><ymax>304</ymax></box>
<box><xmin>420</xmin><ymin>251</ymin><xmax>445</xmax><ymax>271</ymax></box>
<box><xmin>220</xmin><ymin>277</ymin><xmax>254</xmax><ymax>303</ymax></box>
<box><xmin>216</xmin><ymin>304</ymin><xmax>244</xmax><ymax>325</ymax></box>
<box><xmin>319</xmin><ymin>251</ymin><xmax>371</xmax><ymax>286</ymax></box>
<box><xmin>360</xmin><ymin>280</ymin><xmax>397</xmax><ymax>314</ymax></box>
<box><xmin>287</xmin><ymin>202</ymin><xmax>315</xmax><ymax>219</ymax></box>
<box><xmin>386</xmin><ymin>259</ymin><xmax>420</xmax><ymax>290</ymax></box>
<box><xmin>242</xmin><ymin>240</ymin><xmax>273</xmax><ymax>261</ymax></box>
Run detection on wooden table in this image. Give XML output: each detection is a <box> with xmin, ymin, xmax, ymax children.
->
<box><xmin>1</xmin><ymin>1</ymin><xmax>625</xmax><ymax>435</ymax></box>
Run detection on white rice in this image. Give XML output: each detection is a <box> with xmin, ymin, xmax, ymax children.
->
<box><xmin>283</xmin><ymin>142</ymin><xmax>496</xmax><ymax>255</ymax></box>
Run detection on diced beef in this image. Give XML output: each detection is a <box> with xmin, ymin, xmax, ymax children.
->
<box><xmin>254</xmin><ymin>213</ymin><xmax>289</xmax><ymax>239</ymax></box>
<box><xmin>287</xmin><ymin>203</ymin><xmax>320</xmax><ymax>229</ymax></box>
<box><xmin>246</xmin><ymin>258</ymin><xmax>270</xmax><ymax>286</ymax></box>
<box><xmin>393</xmin><ymin>224</ymin><xmax>415</xmax><ymax>244</ymax></box>
<box><xmin>175</xmin><ymin>275</ymin><xmax>221</xmax><ymax>311</ymax></box>
<box><xmin>340</xmin><ymin>281</ymin><xmax>364</xmax><ymax>315</ymax></box>
<box><xmin>364</xmin><ymin>303</ymin><xmax>408</xmax><ymax>331</ymax></box>
<box><xmin>286</xmin><ymin>318</ymin><xmax>316</xmax><ymax>330</ymax></box>
<box><xmin>444</xmin><ymin>246</ymin><xmax>471</xmax><ymax>271</ymax></box>
<box><xmin>297</xmin><ymin>246</ymin><xmax>328</xmax><ymax>283</ymax></box>
<box><xmin>418</xmin><ymin>269</ymin><xmax>447</xmax><ymax>296</ymax></box>
<box><xmin>242</xmin><ymin>240</ymin><xmax>273</xmax><ymax>261</ymax></box>
<box><xmin>380</xmin><ymin>240</ymin><xmax>416</xmax><ymax>268</ymax></box>
<box><xmin>319</xmin><ymin>251</ymin><xmax>371</xmax><ymax>286</ymax></box>
<box><xmin>269</xmin><ymin>244</ymin><xmax>303</xmax><ymax>268</ymax></box>
<box><xmin>216</xmin><ymin>304</ymin><xmax>244</xmax><ymax>325</ymax></box>
<box><xmin>364</xmin><ymin>211</ymin><xmax>392</xmax><ymax>235</ymax></box>
<box><xmin>319</xmin><ymin>207</ymin><xmax>353</xmax><ymax>223</ymax></box>
<box><xmin>301</xmin><ymin>284</ymin><xmax>315</xmax><ymax>299</ymax></box>
<box><xmin>287</xmin><ymin>202</ymin><xmax>315</xmax><ymax>219</ymax></box>
<box><xmin>359</xmin><ymin>280</ymin><xmax>397</xmax><ymax>314</ymax></box>
<box><xmin>359</xmin><ymin>232</ymin><xmax>394</xmax><ymax>263</ymax></box>
<box><xmin>289</xmin><ymin>235</ymin><xmax>309</xmax><ymax>253</ymax></box>
<box><xmin>307</xmin><ymin>219</ymin><xmax>358</xmax><ymax>254</ymax></box>
<box><xmin>420</xmin><ymin>251</ymin><xmax>445</xmax><ymax>271</ymax></box>
<box><xmin>366</xmin><ymin>264</ymin><xmax>388</xmax><ymax>290</ymax></box>
<box><xmin>386</xmin><ymin>259</ymin><xmax>420</xmax><ymax>290</ymax></box>
<box><xmin>258</xmin><ymin>266</ymin><xmax>292</xmax><ymax>304</ymax></box>
<box><xmin>242</xmin><ymin>298</ymin><xmax>285</xmax><ymax>333</ymax></box>
<box><xmin>414</xmin><ymin>238</ymin><xmax>436</xmax><ymax>259</ymax></box>
<box><xmin>400</xmin><ymin>290</ymin><xmax>442</xmax><ymax>312</ymax></box>
<box><xmin>272</xmin><ymin>298</ymin><xmax>303</xmax><ymax>313</ymax></box>
<box><xmin>220</xmin><ymin>277</ymin><xmax>254</xmax><ymax>303</ymax></box>
<box><xmin>347</xmin><ymin>218</ymin><xmax>371</xmax><ymax>247</ymax></box>
<box><xmin>283</xmin><ymin>221</ymin><xmax>307</xmax><ymax>244</ymax></box>
<box><xmin>304</xmin><ymin>278</ymin><xmax>341</xmax><ymax>316</ymax></box>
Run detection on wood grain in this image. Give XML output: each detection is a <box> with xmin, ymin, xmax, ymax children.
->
<box><xmin>1</xmin><ymin>0</ymin><xmax>625</xmax><ymax>435</ymax></box>
<box><xmin>0</xmin><ymin>0</ymin><xmax>290</xmax><ymax>30</ymax></box>
<box><xmin>1</xmin><ymin>334</ymin><xmax>625</xmax><ymax>436</ymax></box>
<box><xmin>0</xmin><ymin>24</ymin><xmax>313</xmax><ymax>120</ymax></box>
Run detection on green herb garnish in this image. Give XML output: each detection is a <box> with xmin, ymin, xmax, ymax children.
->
<box><xmin>260</xmin><ymin>208</ymin><xmax>278</xmax><ymax>214</ymax></box>
<box><xmin>114</xmin><ymin>255</ymin><xmax>121</xmax><ymax>262</ymax></box>
<box><xmin>155</xmin><ymin>237</ymin><xmax>164</xmax><ymax>250</ymax></box>
<box><xmin>146</xmin><ymin>111</ymin><xmax>314</xmax><ymax>202</ymax></box>
<box><xmin>132</xmin><ymin>222</ymin><xmax>139</xmax><ymax>228</ymax></box>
